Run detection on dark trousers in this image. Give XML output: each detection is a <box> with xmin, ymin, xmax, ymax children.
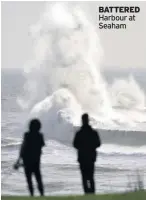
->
<box><xmin>79</xmin><ymin>162</ymin><xmax>95</xmax><ymax>194</ymax></box>
<box><xmin>24</xmin><ymin>162</ymin><xmax>44</xmax><ymax>196</ymax></box>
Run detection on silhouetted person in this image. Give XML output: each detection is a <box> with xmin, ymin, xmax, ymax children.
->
<box><xmin>73</xmin><ymin>113</ymin><xmax>101</xmax><ymax>194</ymax></box>
<box><xmin>14</xmin><ymin>119</ymin><xmax>45</xmax><ymax>196</ymax></box>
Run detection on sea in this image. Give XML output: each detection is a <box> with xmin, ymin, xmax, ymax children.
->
<box><xmin>1</xmin><ymin>68</ymin><xmax>146</xmax><ymax>196</ymax></box>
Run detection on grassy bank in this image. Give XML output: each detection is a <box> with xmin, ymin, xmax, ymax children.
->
<box><xmin>2</xmin><ymin>191</ymin><xmax>146</xmax><ymax>200</ymax></box>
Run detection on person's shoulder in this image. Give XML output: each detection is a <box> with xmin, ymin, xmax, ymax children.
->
<box><xmin>93</xmin><ymin>128</ymin><xmax>97</xmax><ymax>132</ymax></box>
<box><xmin>91</xmin><ymin>128</ymin><xmax>98</xmax><ymax>134</ymax></box>
<box><xmin>24</xmin><ymin>132</ymin><xmax>29</xmax><ymax>137</ymax></box>
<box><xmin>39</xmin><ymin>132</ymin><xmax>45</xmax><ymax>146</ymax></box>
<box><xmin>74</xmin><ymin>129</ymin><xmax>81</xmax><ymax>138</ymax></box>
<box><xmin>76</xmin><ymin>128</ymin><xmax>82</xmax><ymax>134</ymax></box>
<box><xmin>39</xmin><ymin>132</ymin><xmax>44</xmax><ymax>138</ymax></box>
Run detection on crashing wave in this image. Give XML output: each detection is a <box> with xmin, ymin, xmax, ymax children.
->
<box><xmin>17</xmin><ymin>2</ymin><xmax>146</xmax><ymax>139</ymax></box>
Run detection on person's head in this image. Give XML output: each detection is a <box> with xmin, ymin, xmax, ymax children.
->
<box><xmin>82</xmin><ymin>113</ymin><xmax>89</xmax><ymax>126</ymax></box>
<box><xmin>29</xmin><ymin>119</ymin><xmax>41</xmax><ymax>132</ymax></box>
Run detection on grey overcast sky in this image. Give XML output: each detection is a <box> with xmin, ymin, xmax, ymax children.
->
<box><xmin>1</xmin><ymin>1</ymin><xmax>146</xmax><ymax>69</ymax></box>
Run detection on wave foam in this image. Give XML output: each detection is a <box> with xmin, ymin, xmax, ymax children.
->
<box><xmin>17</xmin><ymin>2</ymin><xmax>146</xmax><ymax>141</ymax></box>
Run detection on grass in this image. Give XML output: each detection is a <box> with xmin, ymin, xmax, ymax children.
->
<box><xmin>1</xmin><ymin>191</ymin><xmax>146</xmax><ymax>200</ymax></box>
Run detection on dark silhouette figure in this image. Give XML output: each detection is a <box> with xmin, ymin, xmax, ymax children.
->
<box><xmin>73</xmin><ymin>113</ymin><xmax>101</xmax><ymax>194</ymax></box>
<box><xmin>14</xmin><ymin>119</ymin><xmax>45</xmax><ymax>196</ymax></box>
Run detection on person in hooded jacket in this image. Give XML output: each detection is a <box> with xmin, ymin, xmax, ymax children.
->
<box><xmin>14</xmin><ymin>119</ymin><xmax>45</xmax><ymax>196</ymax></box>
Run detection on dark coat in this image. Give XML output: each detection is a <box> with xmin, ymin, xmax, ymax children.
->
<box><xmin>20</xmin><ymin>132</ymin><xmax>45</xmax><ymax>166</ymax></box>
<box><xmin>73</xmin><ymin>125</ymin><xmax>101</xmax><ymax>163</ymax></box>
